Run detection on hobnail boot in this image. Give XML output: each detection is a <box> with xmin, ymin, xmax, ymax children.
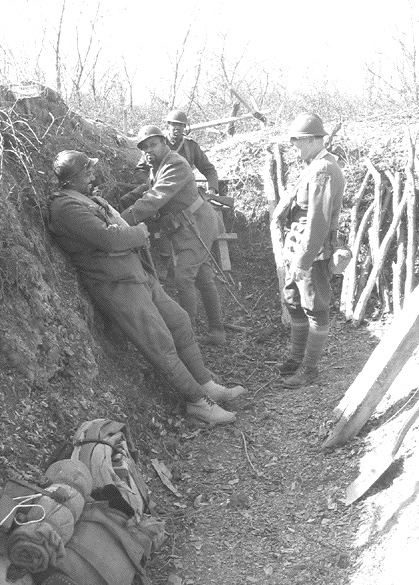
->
<box><xmin>279</xmin><ymin>357</ymin><xmax>301</xmax><ymax>376</ymax></box>
<box><xmin>282</xmin><ymin>366</ymin><xmax>319</xmax><ymax>388</ymax></box>
<box><xmin>202</xmin><ymin>380</ymin><xmax>247</xmax><ymax>402</ymax></box>
<box><xmin>186</xmin><ymin>396</ymin><xmax>236</xmax><ymax>424</ymax></box>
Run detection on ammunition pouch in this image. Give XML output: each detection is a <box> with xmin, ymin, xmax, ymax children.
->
<box><xmin>158</xmin><ymin>213</ymin><xmax>182</xmax><ymax>236</ymax></box>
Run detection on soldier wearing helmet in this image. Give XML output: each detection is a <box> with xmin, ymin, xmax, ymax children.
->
<box><xmin>48</xmin><ymin>149</ymin><xmax>246</xmax><ymax>424</ymax></box>
<box><xmin>165</xmin><ymin>110</ymin><xmax>219</xmax><ymax>194</ymax></box>
<box><xmin>120</xmin><ymin>125</ymin><xmax>227</xmax><ymax>348</ymax></box>
<box><xmin>271</xmin><ymin>112</ymin><xmax>346</xmax><ymax>388</ymax></box>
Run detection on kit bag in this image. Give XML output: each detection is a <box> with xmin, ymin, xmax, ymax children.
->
<box><xmin>43</xmin><ymin>419</ymin><xmax>165</xmax><ymax>585</ymax></box>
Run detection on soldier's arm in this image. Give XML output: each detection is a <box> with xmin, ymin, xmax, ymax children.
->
<box><xmin>121</xmin><ymin>157</ymin><xmax>190</xmax><ymax>225</ymax></box>
<box><xmin>296</xmin><ymin>166</ymin><xmax>333</xmax><ymax>270</ymax></box>
<box><xmin>55</xmin><ymin>198</ymin><xmax>148</xmax><ymax>252</ymax></box>
<box><xmin>190</xmin><ymin>141</ymin><xmax>219</xmax><ymax>192</ymax></box>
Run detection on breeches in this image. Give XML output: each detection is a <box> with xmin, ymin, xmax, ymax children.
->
<box><xmin>172</xmin><ymin>221</ymin><xmax>222</xmax><ymax>329</ymax></box>
<box><xmin>283</xmin><ymin>259</ymin><xmax>332</xmax><ymax>325</ymax></box>
<box><xmin>83</xmin><ymin>274</ymin><xmax>211</xmax><ymax>401</ymax></box>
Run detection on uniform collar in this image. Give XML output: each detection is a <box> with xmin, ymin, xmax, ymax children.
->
<box><xmin>313</xmin><ymin>148</ymin><xmax>329</xmax><ymax>160</ymax></box>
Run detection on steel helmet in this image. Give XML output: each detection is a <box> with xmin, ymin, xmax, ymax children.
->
<box><xmin>136</xmin><ymin>125</ymin><xmax>165</xmax><ymax>149</ymax></box>
<box><xmin>53</xmin><ymin>150</ymin><xmax>98</xmax><ymax>183</ymax></box>
<box><xmin>288</xmin><ymin>112</ymin><xmax>328</xmax><ymax>138</ymax></box>
<box><xmin>165</xmin><ymin>110</ymin><xmax>188</xmax><ymax>125</ymax></box>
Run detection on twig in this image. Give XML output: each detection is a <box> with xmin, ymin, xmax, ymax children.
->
<box><xmin>253</xmin><ymin>379</ymin><xmax>273</xmax><ymax>396</ymax></box>
<box><xmin>240</xmin><ymin>430</ymin><xmax>260</xmax><ymax>476</ymax></box>
<box><xmin>252</xmin><ymin>278</ymin><xmax>277</xmax><ymax>310</ymax></box>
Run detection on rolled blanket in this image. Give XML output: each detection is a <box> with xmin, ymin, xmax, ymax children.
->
<box><xmin>6</xmin><ymin>462</ymin><xmax>92</xmax><ymax>574</ymax></box>
<box><xmin>45</xmin><ymin>460</ymin><xmax>93</xmax><ymax>500</ymax></box>
<box><xmin>18</xmin><ymin>483</ymin><xmax>85</xmax><ymax>545</ymax></box>
<box><xmin>6</xmin><ymin>523</ymin><xmax>65</xmax><ymax>573</ymax></box>
<box><xmin>0</xmin><ymin>554</ymin><xmax>33</xmax><ymax>585</ymax></box>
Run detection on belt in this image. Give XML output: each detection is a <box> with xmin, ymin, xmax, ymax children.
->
<box><xmin>184</xmin><ymin>196</ymin><xmax>204</xmax><ymax>215</ymax></box>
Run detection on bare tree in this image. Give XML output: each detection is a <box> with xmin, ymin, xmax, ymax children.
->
<box><xmin>55</xmin><ymin>0</ymin><xmax>66</xmax><ymax>94</ymax></box>
<box><xmin>168</xmin><ymin>25</ymin><xmax>192</xmax><ymax>108</ymax></box>
<box><xmin>72</xmin><ymin>3</ymin><xmax>101</xmax><ymax>105</ymax></box>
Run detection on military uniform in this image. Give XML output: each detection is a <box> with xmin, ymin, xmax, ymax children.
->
<box><xmin>168</xmin><ymin>136</ymin><xmax>219</xmax><ymax>192</ymax></box>
<box><xmin>272</xmin><ymin>147</ymin><xmax>345</xmax><ymax>384</ymax></box>
<box><xmin>282</xmin><ymin>148</ymin><xmax>345</xmax><ymax>315</ymax></box>
<box><xmin>120</xmin><ymin>151</ymin><xmax>223</xmax><ymax>333</ymax></box>
<box><xmin>48</xmin><ymin>188</ymin><xmax>213</xmax><ymax>402</ymax></box>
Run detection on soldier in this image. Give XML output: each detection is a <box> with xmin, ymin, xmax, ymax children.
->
<box><xmin>121</xmin><ymin>126</ymin><xmax>227</xmax><ymax>347</ymax></box>
<box><xmin>271</xmin><ymin>113</ymin><xmax>346</xmax><ymax>388</ymax></box>
<box><xmin>164</xmin><ymin>109</ymin><xmax>219</xmax><ymax>195</ymax></box>
<box><xmin>120</xmin><ymin>110</ymin><xmax>222</xmax><ymax>282</ymax></box>
<box><xmin>49</xmin><ymin>150</ymin><xmax>246</xmax><ymax>424</ymax></box>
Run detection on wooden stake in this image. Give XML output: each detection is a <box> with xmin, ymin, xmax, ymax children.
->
<box><xmin>340</xmin><ymin>170</ymin><xmax>371</xmax><ymax>317</ymax></box>
<box><xmin>404</xmin><ymin>126</ymin><xmax>417</xmax><ymax>297</ymax></box>
<box><xmin>352</xmin><ymin>186</ymin><xmax>408</xmax><ymax>326</ymax></box>
<box><xmin>323</xmin><ymin>282</ymin><xmax>419</xmax><ymax>449</ymax></box>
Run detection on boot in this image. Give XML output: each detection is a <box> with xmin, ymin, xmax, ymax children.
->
<box><xmin>202</xmin><ymin>380</ymin><xmax>247</xmax><ymax>402</ymax></box>
<box><xmin>279</xmin><ymin>357</ymin><xmax>301</xmax><ymax>376</ymax></box>
<box><xmin>281</xmin><ymin>365</ymin><xmax>319</xmax><ymax>388</ymax></box>
<box><xmin>186</xmin><ymin>396</ymin><xmax>236</xmax><ymax>424</ymax></box>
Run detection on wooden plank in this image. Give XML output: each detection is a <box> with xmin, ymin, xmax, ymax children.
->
<box><xmin>216</xmin><ymin>240</ymin><xmax>232</xmax><ymax>271</ymax></box>
<box><xmin>188</xmin><ymin>110</ymin><xmax>270</xmax><ymax>132</ymax></box>
<box><xmin>323</xmin><ymin>283</ymin><xmax>419</xmax><ymax>450</ymax></box>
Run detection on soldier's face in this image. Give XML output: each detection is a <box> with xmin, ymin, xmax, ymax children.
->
<box><xmin>290</xmin><ymin>136</ymin><xmax>319</xmax><ymax>161</ymax></box>
<box><xmin>166</xmin><ymin>121</ymin><xmax>185</xmax><ymax>144</ymax></box>
<box><xmin>71</xmin><ymin>165</ymin><xmax>95</xmax><ymax>195</ymax></box>
<box><xmin>140</xmin><ymin>136</ymin><xmax>168</xmax><ymax>166</ymax></box>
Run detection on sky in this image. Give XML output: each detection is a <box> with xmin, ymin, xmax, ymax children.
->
<box><xmin>1</xmin><ymin>0</ymin><xmax>418</xmax><ymax>105</ymax></box>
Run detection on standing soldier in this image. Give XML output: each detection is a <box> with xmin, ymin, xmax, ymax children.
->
<box><xmin>165</xmin><ymin>109</ymin><xmax>219</xmax><ymax>195</ymax></box>
<box><xmin>271</xmin><ymin>113</ymin><xmax>346</xmax><ymax>388</ymax></box>
<box><xmin>49</xmin><ymin>150</ymin><xmax>246</xmax><ymax>424</ymax></box>
<box><xmin>121</xmin><ymin>126</ymin><xmax>227</xmax><ymax>347</ymax></box>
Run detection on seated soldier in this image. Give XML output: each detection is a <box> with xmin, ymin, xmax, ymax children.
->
<box><xmin>48</xmin><ymin>150</ymin><xmax>246</xmax><ymax>424</ymax></box>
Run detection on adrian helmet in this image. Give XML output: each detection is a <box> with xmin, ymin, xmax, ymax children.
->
<box><xmin>165</xmin><ymin>110</ymin><xmax>188</xmax><ymax>125</ymax></box>
<box><xmin>288</xmin><ymin>112</ymin><xmax>328</xmax><ymax>138</ymax></box>
<box><xmin>136</xmin><ymin>125</ymin><xmax>165</xmax><ymax>149</ymax></box>
<box><xmin>53</xmin><ymin>150</ymin><xmax>98</xmax><ymax>183</ymax></box>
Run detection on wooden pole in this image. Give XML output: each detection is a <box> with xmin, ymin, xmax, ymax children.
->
<box><xmin>351</xmin><ymin>185</ymin><xmax>408</xmax><ymax>326</ymax></box>
<box><xmin>344</xmin><ymin>202</ymin><xmax>374</xmax><ymax>320</ymax></box>
<box><xmin>340</xmin><ymin>170</ymin><xmax>371</xmax><ymax>317</ymax></box>
<box><xmin>189</xmin><ymin>110</ymin><xmax>271</xmax><ymax>132</ymax></box>
<box><xmin>404</xmin><ymin>126</ymin><xmax>417</xmax><ymax>297</ymax></box>
<box><xmin>227</xmin><ymin>102</ymin><xmax>240</xmax><ymax>136</ymax></box>
<box><xmin>323</xmin><ymin>282</ymin><xmax>419</xmax><ymax>450</ymax></box>
<box><xmin>386</xmin><ymin>170</ymin><xmax>406</xmax><ymax>314</ymax></box>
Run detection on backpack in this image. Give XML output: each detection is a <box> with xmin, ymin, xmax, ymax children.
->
<box><xmin>43</xmin><ymin>419</ymin><xmax>165</xmax><ymax>585</ymax></box>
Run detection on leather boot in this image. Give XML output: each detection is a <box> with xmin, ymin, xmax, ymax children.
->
<box><xmin>282</xmin><ymin>366</ymin><xmax>319</xmax><ymax>388</ymax></box>
<box><xmin>202</xmin><ymin>380</ymin><xmax>247</xmax><ymax>402</ymax></box>
<box><xmin>186</xmin><ymin>396</ymin><xmax>236</xmax><ymax>424</ymax></box>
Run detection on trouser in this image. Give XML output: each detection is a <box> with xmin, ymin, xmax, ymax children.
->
<box><xmin>283</xmin><ymin>259</ymin><xmax>332</xmax><ymax>367</ymax></box>
<box><xmin>83</xmin><ymin>273</ymin><xmax>212</xmax><ymax>402</ymax></box>
<box><xmin>174</xmin><ymin>252</ymin><xmax>223</xmax><ymax>331</ymax></box>
<box><xmin>172</xmin><ymin>215</ymin><xmax>223</xmax><ymax>332</ymax></box>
